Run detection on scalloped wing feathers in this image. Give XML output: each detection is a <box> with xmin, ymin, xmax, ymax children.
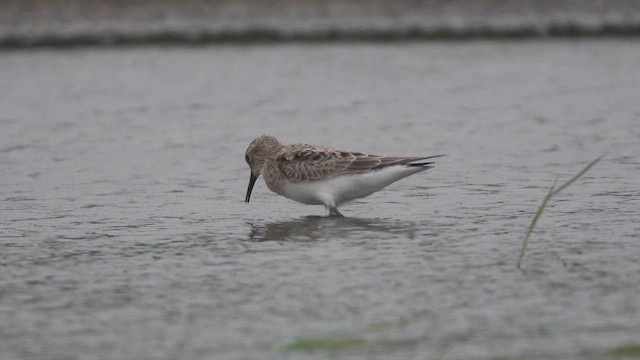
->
<box><xmin>276</xmin><ymin>144</ymin><xmax>439</xmax><ymax>182</ymax></box>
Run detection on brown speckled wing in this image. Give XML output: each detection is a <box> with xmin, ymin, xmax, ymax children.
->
<box><xmin>275</xmin><ymin>145</ymin><xmax>353</xmax><ymax>182</ymax></box>
<box><xmin>275</xmin><ymin>144</ymin><xmax>441</xmax><ymax>182</ymax></box>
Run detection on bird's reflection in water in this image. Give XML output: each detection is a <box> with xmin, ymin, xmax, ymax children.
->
<box><xmin>247</xmin><ymin>216</ymin><xmax>419</xmax><ymax>242</ymax></box>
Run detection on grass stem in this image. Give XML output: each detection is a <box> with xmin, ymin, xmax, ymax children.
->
<box><xmin>517</xmin><ymin>154</ymin><xmax>604</xmax><ymax>269</ymax></box>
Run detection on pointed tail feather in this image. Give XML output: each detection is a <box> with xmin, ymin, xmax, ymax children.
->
<box><xmin>382</xmin><ymin>154</ymin><xmax>445</xmax><ymax>168</ymax></box>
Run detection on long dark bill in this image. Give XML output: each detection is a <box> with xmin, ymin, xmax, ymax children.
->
<box><xmin>245</xmin><ymin>173</ymin><xmax>259</xmax><ymax>203</ymax></box>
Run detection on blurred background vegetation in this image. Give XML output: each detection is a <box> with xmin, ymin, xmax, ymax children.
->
<box><xmin>2</xmin><ymin>0</ymin><xmax>640</xmax><ymax>47</ymax></box>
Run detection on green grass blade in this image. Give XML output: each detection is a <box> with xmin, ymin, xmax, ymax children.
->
<box><xmin>550</xmin><ymin>154</ymin><xmax>605</xmax><ymax>196</ymax></box>
<box><xmin>517</xmin><ymin>154</ymin><xmax>604</xmax><ymax>269</ymax></box>
<box><xmin>517</xmin><ymin>180</ymin><xmax>556</xmax><ymax>269</ymax></box>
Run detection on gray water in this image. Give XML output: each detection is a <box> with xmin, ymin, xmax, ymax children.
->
<box><xmin>1</xmin><ymin>40</ymin><xmax>639</xmax><ymax>360</ymax></box>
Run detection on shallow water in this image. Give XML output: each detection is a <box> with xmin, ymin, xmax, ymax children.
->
<box><xmin>1</xmin><ymin>40</ymin><xmax>639</xmax><ymax>360</ymax></box>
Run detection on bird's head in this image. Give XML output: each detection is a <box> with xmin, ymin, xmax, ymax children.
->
<box><xmin>244</xmin><ymin>135</ymin><xmax>282</xmax><ymax>203</ymax></box>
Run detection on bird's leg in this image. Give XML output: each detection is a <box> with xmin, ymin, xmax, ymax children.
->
<box><xmin>328</xmin><ymin>207</ymin><xmax>345</xmax><ymax>217</ymax></box>
<box><xmin>323</xmin><ymin>198</ymin><xmax>345</xmax><ymax>217</ymax></box>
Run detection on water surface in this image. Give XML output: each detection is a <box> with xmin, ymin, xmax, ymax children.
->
<box><xmin>1</xmin><ymin>40</ymin><xmax>639</xmax><ymax>360</ymax></box>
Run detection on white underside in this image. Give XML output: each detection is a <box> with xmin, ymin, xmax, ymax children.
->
<box><xmin>281</xmin><ymin>165</ymin><xmax>429</xmax><ymax>208</ymax></box>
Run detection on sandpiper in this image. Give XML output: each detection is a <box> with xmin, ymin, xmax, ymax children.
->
<box><xmin>244</xmin><ymin>135</ymin><xmax>443</xmax><ymax>217</ymax></box>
